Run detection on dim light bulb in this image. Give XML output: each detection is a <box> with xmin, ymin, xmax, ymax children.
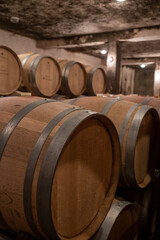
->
<box><xmin>140</xmin><ymin>64</ymin><xmax>146</xmax><ymax>68</ymax></box>
<box><xmin>101</xmin><ymin>50</ymin><xmax>107</xmax><ymax>55</ymax></box>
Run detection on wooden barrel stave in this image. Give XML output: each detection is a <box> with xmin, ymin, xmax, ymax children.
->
<box><xmin>0</xmin><ymin>96</ymin><xmax>120</xmax><ymax>240</ymax></box>
<box><xmin>57</xmin><ymin>59</ymin><xmax>87</xmax><ymax>98</ymax></box>
<box><xmin>117</xmin><ymin>170</ymin><xmax>160</xmax><ymax>240</ymax></box>
<box><xmin>119</xmin><ymin>95</ymin><xmax>160</xmax><ymax>119</ymax></box>
<box><xmin>91</xmin><ymin>199</ymin><xmax>138</xmax><ymax>240</ymax></box>
<box><xmin>18</xmin><ymin>54</ymin><xmax>61</xmax><ymax>97</ymax></box>
<box><xmin>102</xmin><ymin>94</ymin><xmax>160</xmax><ymax>119</ymax></box>
<box><xmin>0</xmin><ymin>46</ymin><xmax>22</xmax><ymax>95</ymax></box>
<box><xmin>85</xmin><ymin>66</ymin><xmax>107</xmax><ymax>96</ymax></box>
<box><xmin>64</xmin><ymin>96</ymin><xmax>160</xmax><ymax>188</ymax></box>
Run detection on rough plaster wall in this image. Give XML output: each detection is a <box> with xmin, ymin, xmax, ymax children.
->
<box><xmin>134</xmin><ymin>68</ymin><xmax>154</xmax><ymax>96</ymax></box>
<box><xmin>0</xmin><ymin>29</ymin><xmax>103</xmax><ymax>67</ymax></box>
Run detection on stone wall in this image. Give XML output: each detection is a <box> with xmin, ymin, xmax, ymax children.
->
<box><xmin>0</xmin><ymin>29</ymin><xmax>103</xmax><ymax>67</ymax></box>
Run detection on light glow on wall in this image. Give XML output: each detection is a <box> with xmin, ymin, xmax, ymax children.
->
<box><xmin>108</xmin><ymin>56</ymin><xmax>113</xmax><ymax>62</ymax></box>
<box><xmin>155</xmin><ymin>70</ymin><xmax>160</xmax><ymax>84</ymax></box>
<box><xmin>154</xmin><ymin>64</ymin><xmax>160</xmax><ymax>96</ymax></box>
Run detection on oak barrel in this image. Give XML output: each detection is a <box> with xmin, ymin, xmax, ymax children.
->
<box><xmin>85</xmin><ymin>66</ymin><xmax>107</xmax><ymax>96</ymax></box>
<box><xmin>0</xmin><ymin>46</ymin><xmax>22</xmax><ymax>95</ymax></box>
<box><xmin>0</xmin><ymin>96</ymin><xmax>120</xmax><ymax>240</ymax></box>
<box><xmin>117</xmin><ymin>170</ymin><xmax>160</xmax><ymax>240</ymax></box>
<box><xmin>65</xmin><ymin>96</ymin><xmax>160</xmax><ymax>188</ymax></box>
<box><xmin>57</xmin><ymin>59</ymin><xmax>87</xmax><ymax>97</ymax></box>
<box><xmin>18</xmin><ymin>53</ymin><xmax>61</xmax><ymax>97</ymax></box>
<box><xmin>117</xmin><ymin>95</ymin><xmax>160</xmax><ymax>118</ymax></box>
<box><xmin>91</xmin><ymin>199</ymin><xmax>138</xmax><ymax>240</ymax></box>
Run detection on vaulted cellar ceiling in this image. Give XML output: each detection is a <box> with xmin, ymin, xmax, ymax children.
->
<box><xmin>0</xmin><ymin>0</ymin><xmax>160</xmax><ymax>39</ymax></box>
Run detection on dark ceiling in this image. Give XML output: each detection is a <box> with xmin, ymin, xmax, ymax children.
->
<box><xmin>0</xmin><ymin>0</ymin><xmax>160</xmax><ymax>39</ymax></box>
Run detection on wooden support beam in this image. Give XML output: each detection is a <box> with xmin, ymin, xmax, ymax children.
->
<box><xmin>41</xmin><ymin>41</ymin><xmax>106</xmax><ymax>49</ymax></box>
<box><xmin>120</xmin><ymin>40</ymin><xmax>160</xmax><ymax>59</ymax></box>
<box><xmin>121</xmin><ymin>61</ymin><xmax>155</xmax><ymax>66</ymax></box>
<box><xmin>36</xmin><ymin>26</ymin><xmax>160</xmax><ymax>49</ymax></box>
<box><xmin>120</xmin><ymin>27</ymin><xmax>160</xmax><ymax>42</ymax></box>
<box><xmin>37</xmin><ymin>37</ymin><xmax>107</xmax><ymax>49</ymax></box>
<box><xmin>121</xmin><ymin>58</ymin><xmax>160</xmax><ymax>65</ymax></box>
<box><xmin>154</xmin><ymin>63</ymin><xmax>160</xmax><ymax>96</ymax></box>
<box><xmin>106</xmin><ymin>41</ymin><xmax>121</xmax><ymax>94</ymax></box>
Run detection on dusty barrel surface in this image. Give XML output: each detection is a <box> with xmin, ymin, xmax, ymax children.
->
<box><xmin>85</xmin><ymin>66</ymin><xmax>107</xmax><ymax>96</ymax></box>
<box><xmin>0</xmin><ymin>46</ymin><xmax>22</xmax><ymax>95</ymax></box>
<box><xmin>65</xmin><ymin>96</ymin><xmax>160</xmax><ymax>188</ymax></box>
<box><xmin>91</xmin><ymin>199</ymin><xmax>138</xmax><ymax>240</ymax></box>
<box><xmin>18</xmin><ymin>53</ymin><xmax>61</xmax><ymax>97</ymax></box>
<box><xmin>57</xmin><ymin>59</ymin><xmax>87</xmax><ymax>98</ymax></box>
<box><xmin>0</xmin><ymin>96</ymin><xmax>120</xmax><ymax>240</ymax></box>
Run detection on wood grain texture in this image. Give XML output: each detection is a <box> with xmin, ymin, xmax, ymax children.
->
<box><xmin>0</xmin><ymin>96</ymin><xmax>120</xmax><ymax>240</ymax></box>
<box><xmin>18</xmin><ymin>54</ymin><xmax>61</xmax><ymax>97</ymax></box>
<box><xmin>0</xmin><ymin>46</ymin><xmax>22</xmax><ymax>95</ymax></box>
<box><xmin>57</xmin><ymin>59</ymin><xmax>87</xmax><ymax>97</ymax></box>
<box><xmin>85</xmin><ymin>66</ymin><xmax>107</xmax><ymax>96</ymax></box>
<box><xmin>91</xmin><ymin>199</ymin><xmax>138</xmax><ymax>240</ymax></box>
<box><xmin>115</xmin><ymin>95</ymin><xmax>160</xmax><ymax>119</ymax></box>
<box><xmin>65</xmin><ymin>96</ymin><xmax>160</xmax><ymax>188</ymax></box>
<box><xmin>117</xmin><ymin>170</ymin><xmax>160</xmax><ymax>240</ymax></box>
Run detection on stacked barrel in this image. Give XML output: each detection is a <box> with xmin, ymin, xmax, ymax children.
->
<box><xmin>18</xmin><ymin>53</ymin><xmax>62</xmax><ymax>97</ymax></box>
<box><xmin>0</xmin><ymin>46</ymin><xmax>22</xmax><ymax>95</ymax></box>
<box><xmin>0</xmin><ymin>46</ymin><xmax>107</xmax><ymax>98</ymax></box>
<box><xmin>64</xmin><ymin>95</ymin><xmax>160</xmax><ymax>240</ymax></box>
<box><xmin>0</xmin><ymin>96</ymin><xmax>121</xmax><ymax>240</ymax></box>
<box><xmin>56</xmin><ymin>59</ymin><xmax>87</xmax><ymax>98</ymax></box>
<box><xmin>0</xmin><ymin>45</ymin><xmax>160</xmax><ymax>240</ymax></box>
<box><xmin>91</xmin><ymin>199</ymin><xmax>138</xmax><ymax>240</ymax></box>
<box><xmin>85</xmin><ymin>65</ymin><xmax>107</xmax><ymax>96</ymax></box>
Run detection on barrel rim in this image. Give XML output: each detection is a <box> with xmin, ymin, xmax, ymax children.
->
<box><xmin>93</xmin><ymin>199</ymin><xmax>137</xmax><ymax>240</ymax></box>
<box><xmin>67</xmin><ymin>97</ymin><xmax>160</xmax><ymax>189</ymax></box>
<box><xmin>33</xmin><ymin>55</ymin><xmax>62</xmax><ymax>97</ymax></box>
<box><xmin>125</xmin><ymin>106</ymin><xmax>160</xmax><ymax>188</ymax></box>
<box><xmin>23</xmin><ymin>105</ymin><xmax>82</xmax><ymax>238</ymax></box>
<box><xmin>20</xmin><ymin>54</ymin><xmax>62</xmax><ymax>97</ymax></box>
<box><xmin>0</xmin><ymin>45</ymin><xmax>22</xmax><ymax>95</ymax></box>
<box><xmin>36</xmin><ymin>111</ymin><xmax>120</xmax><ymax>240</ymax></box>
<box><xmin>87</xmin><ymin>67</ymin><xmax>107</xmax><ymax>96</ymax></box>
<box><xmin>0</xmin><ymin>98</ymin><xmax>56</xmax><ymax>234</ymax></box>
<box><xmin>61</xmin><ymin>61</ymin><xmax>87</xmax><ymax>98</ymax></box>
